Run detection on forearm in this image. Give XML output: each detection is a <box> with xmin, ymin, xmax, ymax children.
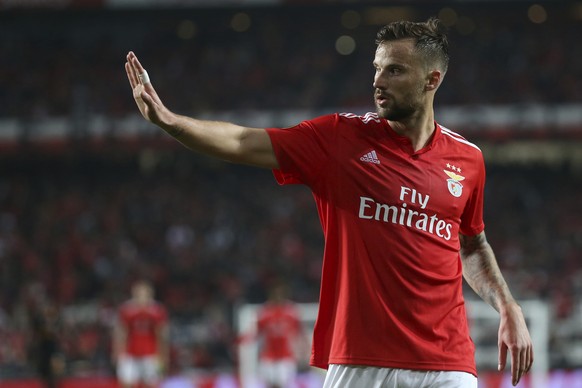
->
<box><xmin>460</xmin><ymin>232</ymin><xmax>516</xmax><ymax>313</ymax></box>
<box><xmin>162</xmin><ymin>114</ymin><xmax>243</xmax><ymax>159</ymax></box>
<box><xmin>158</xmin><ymin>113</ymin><xmax>277</xmax><ymax>168</ymax></box>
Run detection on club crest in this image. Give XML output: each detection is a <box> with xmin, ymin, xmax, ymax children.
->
<box><xmin>444</xmin><ymin>170</ymin><xmax>465</xmax><ymax>198</ymax></box>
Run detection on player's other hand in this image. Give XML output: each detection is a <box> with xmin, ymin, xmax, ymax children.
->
<box><xmin>497</xmin><ymin>302</ymin><xmax>533</xmax><ymax>386</ymax></box>
<box><xmin>125</xmin><ymin>52</ymin><xmax>173</xmax><ymax>126</ymax></box>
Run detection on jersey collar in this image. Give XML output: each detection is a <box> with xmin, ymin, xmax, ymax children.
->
<box><xmin>383</xmin><ymin>120</ymin><xmax>442</xmax><ymax>156</ymax></box>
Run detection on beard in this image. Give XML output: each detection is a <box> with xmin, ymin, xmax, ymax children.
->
<box><xmin>374</xmin><ymin>88</ymin><xmax>424</xmax><ymax>121</ymax></box>
<box><xmin>375</xmin><ymin>100</ymin><xmax>417</xmax><ymax>121</ymax></box>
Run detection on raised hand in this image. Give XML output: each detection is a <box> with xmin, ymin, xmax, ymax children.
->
<box><xmin>125</xmin><ymin>51</ymin><xmax>172</xmax><ymax>126</ymax></box>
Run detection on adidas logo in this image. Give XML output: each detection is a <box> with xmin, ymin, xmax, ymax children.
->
<box><xmin>360</xmin><ymin>150</ymin><xmax>380</xmax><ymax>164</ymax></box>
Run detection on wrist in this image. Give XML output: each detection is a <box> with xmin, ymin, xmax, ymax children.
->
<box><xmin>158</xmin><ymin>110</ymin><xmax>178</xmax><ymax>129</ymax></box>
<box><xmin>160</xmin><ymin>112</ymin><xmax>183</xmax><ymax>138</ymax></box>
<box><xmin>498</xmin><ymin>300</ymin><xmax>520</xmax><ymax>316</ymax></box>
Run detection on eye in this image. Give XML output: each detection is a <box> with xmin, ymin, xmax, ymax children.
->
<box><xmin>389</xmin><ymin>67</ymin><xmax>402</xmax><ymax>75</ymax></box>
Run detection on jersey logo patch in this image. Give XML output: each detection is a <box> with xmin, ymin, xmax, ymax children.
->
<box><xmin>360</xmin><ymin>150</ymin><xmax>380</xmax><ymax>164</ymax></box>
<box><xmin>444</xmin><ymin>169</ymin><xmax>465</xmax><ymax>197</ymax></box>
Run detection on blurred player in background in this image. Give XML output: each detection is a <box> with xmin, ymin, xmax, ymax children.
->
<box><xmin>125</xmin><ymin>17</ymin><xmax>533</xmax><ymax>387</ymax></box>
<box><xmin>113</xmin><ymin>280</ymin><xmax>169</xmax><ymax>388</ymax></box>
<box><xmin>255</xmin><ymin>282</ymin><xmax>308</xmax><ymax>388</ymax></box>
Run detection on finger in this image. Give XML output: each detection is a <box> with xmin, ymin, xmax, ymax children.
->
<box><xmin>126</xmin><ymin>53</ymin><xmax>141</xmax><ymax>87</ymax></box>
<box><xmin>511</xmin><ymin>348</ymin><xmax>521</xmax><ymax>386</ymax></box>
<box><xmin>127</xmin><ymin>51</ymin><xmax>140</xmax><ymax>72</ymax></box>
<box><xmin>518</xmin><ymin>350</ymin><xmax>527</xmax><ymax>386</ymax></box>
<box><xmin>125</xmin><ymin>61</ymin><xmax>138</xmax><ymax>89</ymax></box>
<box><xmin>498</xmin><ymin>343</ymin><xmax>507</xmax><ymax>371</ymax></box>
<box><xmin>140</xmin><ymin>90</ymin><xmax>154</xmax><ymax>107</ymax></box>
<box><xmin>127</xmin><ymin>52</ymin><xmax>146</xmax><ymax>86</ymax></box>
<box><xmin>130</xmin><ymin>53</ymin><xmax>147</xmax><ymax>76</ymax></box>
<box><xmin>129</xmin><ymin>53</ymin><xmax>161</xmax><ymax>99</ymax></box>
<box><xmin>520</xmin><ymin>348</ymin><xmax>527</xmax><ymax>379</ymax></box>
<box><xmin>526</xmin><ymin>345</ymin><xmax>533</xmax><ymax>373</ymax></box>
<box><xmin>139</xmin><ymin>90</ymin><xmax>162</xmax><ymax>122</ymax></box>
<box><xmin>138</xmin><ymin>70</ymin><xmax>150</xmax><ymax>85</ymax></box>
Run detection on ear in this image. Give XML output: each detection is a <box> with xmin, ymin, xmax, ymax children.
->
<box><xmin>425</xmin><ymin>70</ymin><xmax>442</xmax><ymax>92</ymax></box>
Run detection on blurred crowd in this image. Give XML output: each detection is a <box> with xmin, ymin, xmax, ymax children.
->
<box><xmin>1</xmin><ymin>2</ymin><xmax>581</xmax><ymax>123</ymax></box>
<box><xmin>0</xmin><ymin>148</ymin><xmax>581</xmax><ymax>378</ymax></box>
<box><xmin>0</xmin><ymin>148</ymin><xmax>323</xmax><ymax>378</ymax></box>
<box><xmin>0</xmin><ymin>0</ymin><xmax>581</xmax><ymax>382</ymax></box>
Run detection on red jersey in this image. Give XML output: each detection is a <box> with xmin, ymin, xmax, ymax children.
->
<box><xmin>118</xmin><ymin>301</ymin><xmax>168</xmax><ymax>357</ymax></box>
<box><xmin>257</xmin><ymin>302</ymin><xmax>302</xmax><ymax>361</ymax></box>
<box><xmin>266</xmin><ymin>112</ymin><xmax>485</xmax><ymax>376</ymax></box>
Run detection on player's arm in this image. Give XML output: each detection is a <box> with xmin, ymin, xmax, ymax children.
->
<box><xmin>125</xmin><ymin>52</ymin><xmax>278</xmax><ymax>169</ymax></box>
<box><xmin>460</xmin><ymin>231</ymin><xmax>533</xmax><ymax>386</ymax></box>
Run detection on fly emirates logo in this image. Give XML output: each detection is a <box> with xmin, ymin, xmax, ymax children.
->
<box><xmin>358</xmin><ymin>186</ymin><xmax>453</xmax><ymax>241</ymax></box>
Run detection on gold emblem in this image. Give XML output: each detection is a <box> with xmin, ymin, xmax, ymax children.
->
<box><xmin>444</xmin><ymin>170</ymin><xmax>465</xmax><ymax>198</ymax></box>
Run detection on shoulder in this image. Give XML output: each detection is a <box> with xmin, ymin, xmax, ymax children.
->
<box><xmin>119</xmin><ymin>300</ymin><xmax>134</xmax><ymax>312</ymax></box>
<box><xmin>151</xmin><ymin>301</ymin><xmax>168</xmax><ymax>316</ymax></box>
<box><xmin>306</xmin><ymin>112</ymin><xmax>384</xmax><ymax>128</ymax></box>
<box><xmin>284</xmin><ymin>303</ymin><xmax>301</xmax><ymax>319</ymax></box>
<box><xmin>438</xmin><ymin>125</ymin><xmax>486</xmax><ymax>183</ymax></box>
<box><xmin>327</xmin><ymin>112</ymin><xmax>387</xmax><ymax>141</ymax></box>
<box><xmin>258</xmin><ymin>305</ymin><xmax>273</xmax><ymax>322</ymax></box>
<box><xmin>438</xmin><ymin>125</ymin><xmax>482</xmax><ymax>156</ymax></box>
<box><xmin>338</xmin><ymin>111</ymin><xmax>384</xmax><ymax>125</ymax></box>
<box><xmin>275</xmin><ymin>112</ymin><xmax>382</xmax><ymax>137</ymax></box>
<box><xmin>118</xmin><ymin>301</ymin><xmax>136</xmax><ymax>319</ymax></box>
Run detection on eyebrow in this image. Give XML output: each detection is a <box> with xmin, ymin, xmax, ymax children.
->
<box><xmin>373</xmin><ymin>61</ymin><xmax>407</xmax><ymax>70</ymax></box>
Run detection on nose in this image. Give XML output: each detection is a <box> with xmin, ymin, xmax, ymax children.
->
<box><xmin>373</xmin><ymin>71</ymin><xmax>387</xmax><ymax>90</ymax></box>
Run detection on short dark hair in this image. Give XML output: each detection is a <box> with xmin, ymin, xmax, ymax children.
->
<box><xmin>375</xmin><ymin>17</ymin><xmax>449</xmax><ymax>74</ymax></box>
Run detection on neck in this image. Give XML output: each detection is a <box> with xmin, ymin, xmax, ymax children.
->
<box><xmin>388</xmin><ymin>107</ymin><xmax>435</xmax><ymax>152</ymax></box>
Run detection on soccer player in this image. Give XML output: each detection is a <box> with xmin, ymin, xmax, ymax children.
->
<box><xmin>113</xmin><ymin>280</ymin><xmax>169</xmax><ymax>388</ymax></box>
<box><xmin>125</xmin><ymin>17</ymin><xmax>533</xmax><ymax>387</ymax></box>
<box><xmin>253</xmin><ymin>282</ymin><xmax>307</xmax><ymax>388</ymax></box>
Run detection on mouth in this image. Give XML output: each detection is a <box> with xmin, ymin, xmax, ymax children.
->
<box><xmin>375</xmin><ymin>94</ymin><xmax>389</xmax><ymax>106</ymax></box>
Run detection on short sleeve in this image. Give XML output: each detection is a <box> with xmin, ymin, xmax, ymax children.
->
<box><xmin>459</xmin><ymin>155</ymin><xmax>486</xmax><ymax>236</ymax></box>
<box><xmin>157</xmin><ymin>305</ymin><xmax>168</xmax><ymax>324</ymax></box>
<box><xmin>266</xmin><ymin>114</ymin><xmax>338</xmax><ymax>187</ymax></box>
<box><xmin>118</xmin><ymin>306</ymin><xmax>129</xmax><ymax>324</ymax></box>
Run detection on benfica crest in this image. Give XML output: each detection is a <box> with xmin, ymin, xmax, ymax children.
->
<box><xmin>444</xmin><ymin>170</ymin><xmax>465</xmax><ymax>197</ymax></box>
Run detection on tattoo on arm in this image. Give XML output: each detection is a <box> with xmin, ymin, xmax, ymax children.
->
<box><xmin>460</xmin><ymin>232</ymin><xmax>514</xmax><ymax>312</ymax></box>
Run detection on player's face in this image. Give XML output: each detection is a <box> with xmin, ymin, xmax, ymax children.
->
<box><xmin>373</xmin><ymin>39</ymin><xmax>428</xmax><ymax>121</ymax></box>
<box><xmin>133</xmin><ymin>283</ymin><xmax>153</xmax><ymax>302</ymax></box>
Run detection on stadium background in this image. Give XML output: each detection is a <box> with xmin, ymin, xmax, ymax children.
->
<box><xmin>1</xmin><ymin>0</ymin><xmax>581</xmax><ymax>386</ymax></box>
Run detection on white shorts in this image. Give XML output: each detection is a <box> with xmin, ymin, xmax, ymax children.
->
<box><xmin>323</xmin><ymin>364</ymin><xmax>477</xmax><ymax>388</ymax></box>
<box><xmin>117</xmin><ymin>354</ymin><xmax>161</xmax><ymax>385</ymax></box>
<box><xmin>259</xmin><ymin>359</ymin><xmax>297</xmax><ymax>387</ymax></box>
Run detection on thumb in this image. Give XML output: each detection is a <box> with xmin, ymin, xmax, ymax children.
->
<box><xmin>498</xmin><ymin>342</ymin><xmax>508</xmax><ymax>371</ymax></box>
<box><xmin>139</xmin><ymin>89</ymin><xmax>169</xmax><ymax>125</ymax></box>
<box><xmin>140</xmin><ymin>89</ymin><xmax>155</xmax><ymax>107</ymax></box>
